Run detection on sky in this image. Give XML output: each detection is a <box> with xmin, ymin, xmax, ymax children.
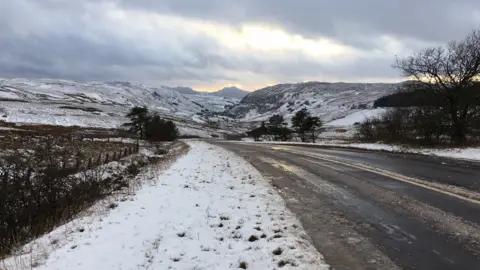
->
<box><xmin>0</xmin><ymin>1</ymin><xmax>479</xmax><ymax>91</ymax></box>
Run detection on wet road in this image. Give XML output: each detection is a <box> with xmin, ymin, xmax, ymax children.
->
<box><xmin>211</xmin><ymin>141</ymin><xmax>480</xmax><ymax>270</ymax></box>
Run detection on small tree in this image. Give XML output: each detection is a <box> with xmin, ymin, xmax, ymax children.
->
<box><xmin>268</xmin><ymin>115</ymin><xmax>291</xmax><ymax>141</ymax></box>
<box><xmin>304</xmin><ymin>116</ymin><xmax>322</xmax><ymax>143</ymax></box>
<box><xmin>394</xmin><ymin>29</ymin><xmax>480</xmax><ymax>145</ymax></box>
<box><xmin>247</xmin><ymin>122</ymin><xmax>268</xmax><ymax>141</ymax></box>
<box><xmin>123</xmin><ymin>106</ymin><xmax>149</xmax><ymax>139</ymax></box>
<box><xmin>291</xmin><ymin>108</ymin><xmax>310</xmax><ymax>142</ymax></box>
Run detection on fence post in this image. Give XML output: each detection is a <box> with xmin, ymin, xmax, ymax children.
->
<box><xmin>112</xmin><ymin>152</ymin><xmax>116</xmax><ymax>161</ymax></box>
<box><xmin>26</xmin><ymin>168</ymin><xmax>33</xmax><ymax>181</ymax></box>
<box><xmin>105</xmin><ymin>153</ymin><xmax>109</xmax><ymax>164</ymax></box>
<box><xmin>87</xmin><ymin>157</ymin><xmax>92</xmax><ymax>168</ymax></box>
<box><xmin>124</xmin><ymin>148</ymin><xmax>128</xmax><ymax>157</ymax></box>
<box><xmin>96</xmin><ymin>154</ymin><xmax>101</xmax><ymax>166</ymax></box>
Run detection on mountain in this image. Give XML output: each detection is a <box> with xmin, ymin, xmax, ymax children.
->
<box><xmin>212</xmin><ymin>86</ymin><xmax>249</xmax><ymax>99</ymax></box>
<box><xmin>0</xmin><ymin>79</ymin><xmax>204</xmax><ymax>113</ymax></box>
<box><xmin>171</xmin><ymin>86</ymin><xmax>199</xmax><ymax>96</ymax></box>
<box><xmin>0</xmin><ymin>78</ymin><xmax>235</xmax><ymax>128</ymax></box>
<box><xmin>225</xmin><ymin>81</ymin><xmax>401</xmax><ymax>123</ymax></box>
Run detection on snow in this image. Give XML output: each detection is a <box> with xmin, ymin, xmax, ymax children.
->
<box><xmin>0</xmin><ymin>101</ymin><xmax>126</xmax><ymax>128</ymax></box>
<box><xmin>0</xmin><ymin>91</ymin><xmax>21</xmax><ymax>100</ymax></box>
<box><xmin>1</xmin><ymin>141</ymin><xmax>327</xmax><ymax>270</ymax></box>
<box><xmin>228</xmin><ymin>82</ymin><xmax>399</xmax><ymax>123</ymax></box>
<box><xmin>191</xmin><ymin>114</ymin><xmax>206</xmax><ymax>124</ymax></box>
<box><xmin>326</xmin><ymin>109</ymin><xmax>386</xmax><ymax>126</ymax></box>
<box><xmin>0</xmin><ymin>78</ymin><xmax>241</xmax><ymax>125</ymax></box>
<box><xmin>235</xmin><ymin>141</ymin><xmax>480</xmax><ymax>162</ymax></box>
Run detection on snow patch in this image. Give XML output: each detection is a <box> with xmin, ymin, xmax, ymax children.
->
<box><xmin>326</xmin><ymin>109</ymin><xmax>386</xmax><ymax>126</ymax></box>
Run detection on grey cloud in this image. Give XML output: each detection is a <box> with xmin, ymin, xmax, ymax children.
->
<box><xmin>121</xmin><ymin>0</ymin><xmax>480</xmax><ymax>46</ymax></box>
<box><xmin>0</xmin><ymin>0</ymin><xmax>479</xmax><ymax>89</ymax></box>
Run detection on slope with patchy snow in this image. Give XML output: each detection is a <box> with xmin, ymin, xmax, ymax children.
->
<box><xmin>0</xmin><ymin>79</ymin><xmax>203</xmax><ymax>114</ymax></box>
<box><xmin>0</xmin><ymin>79</ymin><xmax>244</xmax><ymax>137</ymax></box>
<box><xmin>1</xmin><ymin>141</ymin><xmax>328</xmax><ymax>270</ymax></box>
<box><xmin>226</xmin><ymin>82</ymin><xmax>399</xmax><ymax>123</ymax></box>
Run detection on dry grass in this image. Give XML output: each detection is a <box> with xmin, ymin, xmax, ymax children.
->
<box><xmin>0</xmin><ymin>124</ymin><xmax>144</xmax><ymax>259</ymax></box>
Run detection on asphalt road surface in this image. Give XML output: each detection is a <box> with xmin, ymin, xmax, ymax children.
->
<box><xmin>211</xmin><ymin>141</ymin><xmax>480</xmax><ymax>270</ymax></box>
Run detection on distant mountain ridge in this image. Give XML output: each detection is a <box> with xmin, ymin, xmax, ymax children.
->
<box><xmin>211</xmin><ymin>86</ymin><xmax>249</xmax><ymax>99</ymax></box>
<box><xmin>170</xmin><ymin>85</ymin><xmax>249</xmax><ymax>99</ymax></box>
<box><xmin>0</xmin><ymin>78</ymin><xmax>402</xmax><ymax>127</ymax></box>
<box><xmin>171</xmin><ymin>86</ymin><xmax>198</xmax><ymax>96</ymax></box>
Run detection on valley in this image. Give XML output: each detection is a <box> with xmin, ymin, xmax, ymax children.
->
<box><xmin>0</xmin><ymin>78</ymin><xmax>397</xmax><ymax>141</ymax></box>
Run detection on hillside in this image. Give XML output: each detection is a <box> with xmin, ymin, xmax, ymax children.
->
<box><xmin>225</xmin><ymin>82</ymin><xmax>400</xmax><ymax>124</ymax></box>
<box><xmin>374</xmin><ymin>83</ymin><xmax>480</xmax><ymax>107</ymax></box>
<box><xmin>212</xmin><ymin>86</ymin><xmax>249</xmax><ymax>99</ymax></box>
<box><xmin>0</xmin><ymin>79</ymin><xmax>243</xmax><ymax>137</ymax></box>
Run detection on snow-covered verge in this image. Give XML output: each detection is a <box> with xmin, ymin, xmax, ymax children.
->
<box><xmin>1</xmin><ymin>141</ymin><xmax>328</xmax><ymax>270</ymax></box>
<box><xmin>236</xmin><ymin>141</ymin><xmax>480</xmax><ymax>162</ymax></box>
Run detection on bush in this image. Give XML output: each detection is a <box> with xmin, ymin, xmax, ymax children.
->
<box><xmin>144</xmin><ymin>115</ymin><xmax>179</xmax><ymax>142</ymax></box>
<box><xmin>356</xmin><ymin>118</ymin><xmax>380</xmax><ymax>142</ymax></box>
<box><xmin>0</xmin><ymin>147</ymin><xmax>146</xmax><ymax>257</ymax></box>
<box><xmin>355</xmin><ymin>106</ymin><xmax>480</xmax><ymax>146</ymax></box>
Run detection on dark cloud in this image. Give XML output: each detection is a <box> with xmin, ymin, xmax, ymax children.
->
<box><xmin>0</xmin><ymin>0</ymin><xmax>479</xmax><ymax>89</ymax></box>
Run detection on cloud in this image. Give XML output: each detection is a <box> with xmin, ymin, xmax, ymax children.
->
<box><xmin>0</xmin><ymin>0</ymin><xmax>479</xmax><ymax>90</ymax></box>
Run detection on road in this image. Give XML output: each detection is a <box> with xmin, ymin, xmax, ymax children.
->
<box><xmin>211</xmin><ymin>141</ymin><xmax>480</xmax><ymax>270</ymax></box>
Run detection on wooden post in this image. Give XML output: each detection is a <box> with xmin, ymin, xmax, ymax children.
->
<box><xmin>87</xmin><ymin>157</ymin><xmax>92</xmax><ymax>168</ymax></box>
<box><xmin>1</xmin><ymin>171</ymin><xmax>8</xmax><ymax>193</ymax></box>
<box><xmin>112</xmin><ymin>152</ymin><xmax>116</xmax><ymax>161</ymax></box>
<box><xmin>96</xmin><ymin>154</ymin><xmax>101</xmax><ymax>165</ymax></box>
<box><xmin>124</xmin><ymin>148</ymin><xmax>128</xmax><ymax>157</ymax></box>
<box><xmin>26</xmin><ymin>168</ymin><xmax>32</xmax><ymax>180</ymax></box>
<box><xmin>105</xmin><ymin>153</ymin><xmax>109</xmax><ymax>164</ymax></box>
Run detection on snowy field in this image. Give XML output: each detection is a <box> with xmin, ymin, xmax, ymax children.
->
<box><xmin>325</xmin><ymin>109</ymin><xmax>386</xmax><ymax>126</ymax></box>
<box><xmin>1</xmin><ymin>141</ymin><xmax>328</xmax><ymax>270</ymax></box>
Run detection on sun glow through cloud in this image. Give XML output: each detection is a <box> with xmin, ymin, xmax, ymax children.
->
<box><xmin>219</xmin><ymin>25</ymin><xmax>354</xmax><ymax>61</ymax></box>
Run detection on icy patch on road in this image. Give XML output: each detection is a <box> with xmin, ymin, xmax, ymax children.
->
<box><xmin>2</xmin><ymin>141</ymin><xmax>327</xmax><ymax>270</ymax></box>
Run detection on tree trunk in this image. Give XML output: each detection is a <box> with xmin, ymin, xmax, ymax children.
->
<box><xmin>450</xmin><ymin>105</ymin><xmax>468</xmax><ymax>145</ymax></box>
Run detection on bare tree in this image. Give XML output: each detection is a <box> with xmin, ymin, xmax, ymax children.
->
<box><xmin>394</xmin><ymin>29</ymin><xmax>480</xmax><ymax>144</ymax></box>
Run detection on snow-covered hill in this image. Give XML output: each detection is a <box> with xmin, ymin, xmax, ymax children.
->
<box><xmin>0</xmin><ymin>79</ymin><xmax>204</xmax><ymax>114</ymax></box>
<box><xmin>0</xmin><ymin>79</ymin><xmax>242</xmax><ymax>136</ymax></box>
<box><xmin>225</xmin><ymin>82</ymin><xmax>401</xmax><ymax>124</ymax></box>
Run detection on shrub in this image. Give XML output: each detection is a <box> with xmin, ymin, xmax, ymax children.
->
<box><xmin>144</xmin><ymin>114</ymin><xmax>179</xmax><ymax>142</ymax></box>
